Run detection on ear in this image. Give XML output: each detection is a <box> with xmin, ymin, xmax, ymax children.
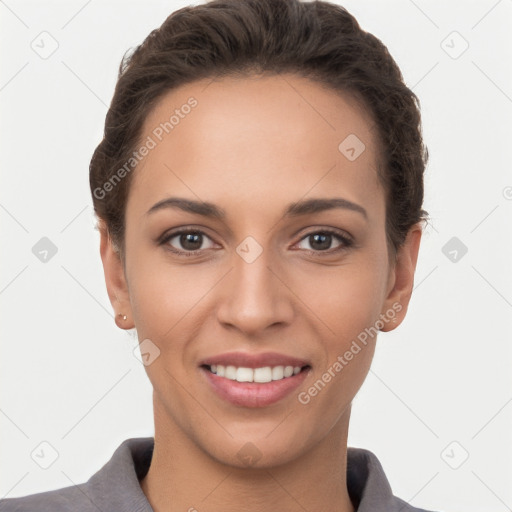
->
<box><xmin>380</xmin><ymin>223</ymin><xmax>423</xmax><ymax>332</ymax></box>
<box><xmin>98</xmin><ymin>219</ymin><xmax>135</xmax><ymax>330</ymax></box>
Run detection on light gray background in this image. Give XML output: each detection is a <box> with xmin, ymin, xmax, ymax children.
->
<box><xmin>1</xmin><ymin>0</ymin><xmax>511</xmax><ymax>510</ymax></box>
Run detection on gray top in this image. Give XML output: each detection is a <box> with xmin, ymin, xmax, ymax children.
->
<box><xmin>0</xmin><ymin>437</ymin><xmax>439</xmax><ymax>511</ymax></box>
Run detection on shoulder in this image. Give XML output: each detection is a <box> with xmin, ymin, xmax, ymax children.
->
<box><xmin>347</xmin><ymin>446</ymin><xmax>442</xmax><ymax>512</ymax></box>
<box><xmin>0</xmin><ymin>484</ymin><xmax>91</xmax><ymax>512</ymax></box>
<box><xmin>0</xmin><ymin>437</ymin><xmax>154</xmax><ymax>512</ymax></box>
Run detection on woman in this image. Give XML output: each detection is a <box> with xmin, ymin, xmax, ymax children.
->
<box><xmin>0</xmin><ymin>0</ymin><xmax>438</xmax><ymax>510</ymax></box>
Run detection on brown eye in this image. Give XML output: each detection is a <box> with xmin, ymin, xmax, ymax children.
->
<box><xmin>162</xmin><ymin>229</ymin><xmax>216</xmax><ymax>255</ymax></box>
<box><xmin>296</xmin><ymin>230</ymin><xmax>353</xmax><ymax>253</ymax></box>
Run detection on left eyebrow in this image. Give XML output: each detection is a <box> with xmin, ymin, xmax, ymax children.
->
<box><xmin>284</xmin><ymin>197</ymin><xmax>368</xmax><ymax>220</ymax></box>
<box><xmin>145</xmin><ymin>196</ymin><xmax>367</xmax><ymax>220</ymax></box>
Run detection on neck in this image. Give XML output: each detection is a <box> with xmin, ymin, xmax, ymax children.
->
<box><xmin>140</xmin><ymin>400</ymin><xmax>355</xmax><ymax>512</ymax></box>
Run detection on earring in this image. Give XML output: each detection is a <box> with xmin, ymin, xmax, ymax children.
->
<box><xmin>117</xmin><ymin>313</ymin><xmax>127</xmax><ymax>321</ymax></box>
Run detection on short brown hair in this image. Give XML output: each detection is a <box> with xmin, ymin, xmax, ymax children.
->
<box><xmin>89</xmin><ymin>0</ymin><xmax>428</xmax><ymax>260</ymax></box>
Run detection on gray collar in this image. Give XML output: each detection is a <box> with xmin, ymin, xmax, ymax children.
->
<box><xmin>82</xmin><ymin>437</ymin><xmax>435</xmax><ymax>512</ymax></box>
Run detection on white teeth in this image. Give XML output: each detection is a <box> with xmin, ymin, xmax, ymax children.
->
<box><xmin>253</xmin><ymin>367</ymin><xmax>272</xmax><ymax>383</ymax></box>
<box><xmin>236</xmin><ymin>367</ymin><xmax>253</xmax><ymax>382</ymax></box>
<box><xmin>225</xmin><ymin>365</ymin><xmax>237</xmax><ymax>380</ymax></box>
<box><xmin>209</xmin><ymin>364</ymin><xmax>304</xmax><ymax>383</ymax></box>
<box><xmin>271</xmin><ymin>366</ymin><xmax>284</xmax><ymax>380</ymax></box>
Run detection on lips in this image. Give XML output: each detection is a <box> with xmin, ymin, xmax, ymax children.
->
<box><xmin>200</xmin><ymin>351</ymin><xmax>310</xmax><ymax>369</ymax></box>
<box><xmin>199</xmin><ymin>351</ymin><xmax>311</xmax><ymax>407</ymax></box>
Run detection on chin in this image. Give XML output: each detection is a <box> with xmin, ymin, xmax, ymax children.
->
<box><xmin>194</xmin><ymin>423</ymin><xmax>315</xmax><ymax>470</ymax></box>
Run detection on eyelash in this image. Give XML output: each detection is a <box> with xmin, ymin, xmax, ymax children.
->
<box><xmin>159</xmin><ymin>227</ymin><xmax>354</xmax><ymax>258</ymax></box>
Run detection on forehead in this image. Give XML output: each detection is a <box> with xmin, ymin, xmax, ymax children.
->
<box><xmin>127</xmin><ymin>73</ymin><xmax>383</xmax><ymax>220</ymax></box>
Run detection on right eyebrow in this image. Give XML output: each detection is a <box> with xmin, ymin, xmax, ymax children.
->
<box><xmin>146</xmin><ymin>197</ymin><xmax>226</xmax><ymax>219</ymax></box>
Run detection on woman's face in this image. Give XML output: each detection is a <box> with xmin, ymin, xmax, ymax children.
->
<box><xmin>101</xmin><ymin>73</ymin><xmax>421</xmax><ymax>468</ymax></box>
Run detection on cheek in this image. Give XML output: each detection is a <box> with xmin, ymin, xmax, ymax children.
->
<box><xmin>126</xmin><ymin>247</ymin><xmax>218</xmax><ymax>358</ymax></box>
<box><xmin>125</xmin><ymin>252</ymin><xmax>205</xmax><ymax>409</ymax></box>
<box><xmin>125</xmin><ymin>245</ymin><xmax>190</xmax><ymax>338</ymax></box>
<box><xmin>321</xmin><ymin>284</ymin><xmax>380</xmax><ymax>386</ymax></box>
<box><xmin>297</xmin><ymin>260</ymin><xmax>387</xmax><ymax>338</ymax></box>
<box><xmin>296</xmin><ymin>254</ymin><xmax>388</xmax><ymax>399</ymax></box>
<box><xmin>295</xmin><ymin>267</ymin><xmax>384</xmax><ymax>423</ymax></box>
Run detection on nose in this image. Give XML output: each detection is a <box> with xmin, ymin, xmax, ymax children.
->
<box><xmin>216</xmin><ymin>246</ymin><xmax>294</xmax><ymax>336</ymax></box>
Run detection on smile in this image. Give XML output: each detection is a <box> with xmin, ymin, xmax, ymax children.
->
<box><xmin>207</xmin><ymin>364</ymin><xmax>303</xmax><ymax>383</ymax></box>
<box><xmin>199</xmin><ymin>351</ymin><xmax>312</xmax><ymax>407</ymax></box>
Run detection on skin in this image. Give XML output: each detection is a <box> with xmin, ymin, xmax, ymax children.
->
<box><xmin>99</xmin><ymin>73</ymin><xmax>422</xmax><ymax>512</ymax></box>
